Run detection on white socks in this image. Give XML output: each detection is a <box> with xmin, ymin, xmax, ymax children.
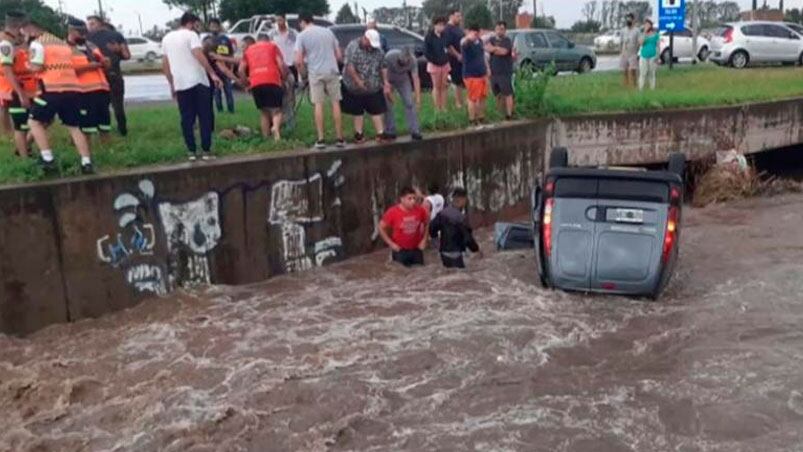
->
<box><xmin>40</xmin><ymin>150</ymin><xmax>54</xmax><ymax>162</ymax></box>
<box><xmin>81</xmin><ymin>156</ymin><xmax>91</xmax><ymax>165</ymax></box>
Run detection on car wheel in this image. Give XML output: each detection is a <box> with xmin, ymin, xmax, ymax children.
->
<box><xmin>668</xmin><ymin>152</ymin><xmax>686</xmax><ymax>179</ymax></box>
<box><xmin>577</xmin><ymin>57</ymin><xmax>592</xmax><ymax>74</ymax></box>
<box><xmin>697</xmin><ymin>46</ymin><xmax>709</xmax><ymax>62</ymax></box>
<box><xmin>730</xmin><ymin>50</ymin><xmax>749</xmax><ymax>69</ymax></box>
<box><xmin>145</xmin><ymin>51</ymin><xmax>157</xmax><ymax>62</ymax></box>
<box><xmin>660</xmin><ymin>48</ymin><xmax>671</xmax><ymax>65</ymax></box>
<box><xmin>550</xmin><ymin>147</ymin><xmax>569</xmax><ymax>169</ymax></box>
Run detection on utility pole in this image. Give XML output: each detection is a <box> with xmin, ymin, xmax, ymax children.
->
<box><xmin>533</xmin><ymin>0</ymin><xmax>537</xmax><ymax>26</ymax></box>
<box><xmin>97</xmin><ymin>0</ymin><xmax>104</xmax><ymax>20</ymax></box>
<box><xmin>691</xmin><ymin>0</ymin><xmax>699</xmax><ymax>64</ymax></box>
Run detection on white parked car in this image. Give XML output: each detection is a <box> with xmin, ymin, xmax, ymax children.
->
<box><xmin>594</xmin><ymin>30</ymin><xmax>622</xmax><ymax>52</ymax></box>
<box><xmin>710</xmin><ymin>21</ymin><xmax>803</xmax><ymax>68</ymax></box>
<box><xmin>126</xmin><ymin>36</ymin><xmax>162</xmax><ymax>61</ymax></box>
<box><xmin>659</xmin><ymin>29</ymin><xmax>711</xmax><ymax>63</ymax></box>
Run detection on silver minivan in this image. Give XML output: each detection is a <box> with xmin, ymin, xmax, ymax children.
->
<box><xmin>710</xmin><ymin>21</ymin><xmax>803</xmax><ymax>68</ymax></box>
<box><xmin>531</xmin><ymin>148</ymin><xmax>685</xmax><ymax>299</ymax></box>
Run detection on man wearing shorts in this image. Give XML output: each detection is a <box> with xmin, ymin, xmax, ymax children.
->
<box><xmin>341</xmin><ymin>29</ymin><xmax>390</xmax><ymax>144</ymax></box>
<box><xmin>28</xmin><ymin>19</ymin><xmax>94</xmax><ymax>173</ymax></box>
<box><xmin>461</xmin><ymin>25</ymin><xmax>489</xmax><ymax>126</ymax></box>
<box><xmin>69</xmin><ymin>21</ymin><xmax>112</xmax><ymax>146</ymax></box>
<box><xmin>295</xmin><ymin>13</ymin><xmax>344</xmax><ymax>149</ymax></box>
<box><xmin>379</xmin><ymin>186</ymin><xmax>429</xmax><ymax>267</ymax></box>
<box><xmin>240</xmin><ymin>34</ymin><xmax>286</xmax><ymax>141</ymax></box>
<box><xmin>486</xmin><ymin>21</ymin><xmax>515</xmax><ymax>120</ymax></box>
<box><xmin>445</xmin><ymin>10</ymin><xmax>465</xmax><ymax>109</ymax></box>
<box><xmin>0</xmin><ymin>12</ymin><xmax>36</xmax><ymax>157</ymax></box>
<box><xmin>620</xmin><ymin>13</ymin><xmax>641</xmax><ymax>88</ymax></box>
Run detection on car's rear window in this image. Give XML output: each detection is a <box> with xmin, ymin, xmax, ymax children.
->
<box><xmin>714</xmin><ymin>26</ymin><xmax>732</xmax><ymax>37</ymax></box>
<box><xmin>554</xmin><ymin>177</ymin><xmax>669</xmax><ymax>203</ymax></box>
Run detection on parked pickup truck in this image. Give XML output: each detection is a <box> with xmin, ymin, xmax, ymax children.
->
<box><xmin>531</xmin><ymin>148</ymin><xmax>686</xmax><ymax>299</ymax></box>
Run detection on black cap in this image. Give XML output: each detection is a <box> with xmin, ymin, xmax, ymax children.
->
<box><xmin>68</xmin><ymin>18</ymin><xmax>88</xmax><ymax>30</ymax></box>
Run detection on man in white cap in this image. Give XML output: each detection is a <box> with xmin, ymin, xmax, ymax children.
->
<box><xmin>341</xmin><ymin>28</ymin><xmax>391</xmax><ymax>144</ymax></box>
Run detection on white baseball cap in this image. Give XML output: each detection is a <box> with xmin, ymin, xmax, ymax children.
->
<box><xmin>365</xmin><ymin>29</ymin><xmax>382</xmax><ymax>49</ymax></box>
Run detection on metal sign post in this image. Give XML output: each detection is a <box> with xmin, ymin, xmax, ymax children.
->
<box><xmin>658</xmin><ymin>0</ymin><xmax>686</xmax><ymax>70</ymax></box>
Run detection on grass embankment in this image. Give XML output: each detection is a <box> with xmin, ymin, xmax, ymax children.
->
<box><xmin>1</xmin><ymin>64</ymin><xmax>803</xmax><ymax>184</ymax></box>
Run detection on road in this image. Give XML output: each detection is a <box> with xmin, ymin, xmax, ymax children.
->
<box><xmin>2</xmin><ymin>193</ymin><xmax>803</xmax><ymax>451</ymax></box>
<box><xmin>123</xmin><ymin>56</ymin><xmax>623</xmax><ymax>104</ymax></box>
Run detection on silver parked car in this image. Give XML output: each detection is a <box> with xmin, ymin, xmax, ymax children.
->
<box><xmin>710</xmin><ymin>21</ymin><xmax>803</xmax><ymax>68</ymax></box>
<box><xmin>531</xmin><ymin>148</ymin><xmax>685</xmax><ymax>299</ymax></box>
<box><xmin>509</xmin><ymin>29</ymin><xmax>597</xmax><ymax>73</ymax></box>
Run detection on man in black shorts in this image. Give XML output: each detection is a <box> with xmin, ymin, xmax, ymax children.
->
<box><xmin>486</xmin><ymin>21</ymin><xmax>515</xmax><ymax>120</ymax></box>
<box><xmin>239</xmin><ymin>33</ymin><xmax>286</xmax><ymax>140</ymax></box>
<box><xmin>341</xmin><ymin>29</ymin><xmax>391</xmax><ymax>143</ymax></box>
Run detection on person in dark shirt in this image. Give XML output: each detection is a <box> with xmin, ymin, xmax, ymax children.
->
<box><xmin>429</xmin><ymin>188</ymin><xmax>481</xmax><ymax>269</ymax></box>
<box><xmin>208</xmin><ymin>18</ymin><xmax>236</xmax><ymax>113</ymax></box>
<box><xmin>485</xmin><ymin>21</ymin><xmax>515</xmax><ymax>120</ymax></box>
<box><xmin>461</xmin><ymin>24</ymin><xmax>489</xmax><ymax>126</ymax></box>
<box><xmin>445</xmin><ymin>10</ymin><xmax>465</xmax><ymax>109</ymax></box>
<box><xmin>424</xmin><ymin>16</ymin><xmax>449</xmax><ymax>112</ymax></box>
<box><xmin>87</xmin><ymin>15</ymin><xmax>130</xmax><ymax>136</ymax></box>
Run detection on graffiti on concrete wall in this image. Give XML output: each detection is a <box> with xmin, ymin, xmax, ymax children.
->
<box><xmin>96</xmin><ymin>180</ymin><xmax>167</xmax><ymax>295</ymax></box>
<box><xmin>158</xmin><ymin>193</ymin><xmax>221</xmax><ymax>288</ymax></box>
<box><xmin>268</xmin><ymin>160</ymin><xmax>345</xmax><ymax>273</ymax></box>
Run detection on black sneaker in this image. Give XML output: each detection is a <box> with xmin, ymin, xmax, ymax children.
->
<box><xmin>38</xmin><ymin>156</ymin><xmax>56</xmax><ymax>172</ymax></box>
<box><xmin>353</xmin><ymin>132</ymin><xmax>365</xmax><ymax>144</ymax></box>
<box><xmin>314</xmin><ymin>140</ymin><xmax>326</xmax><ymax>149</ymax></box>
<box><xmin>188</xmin><ymin>153</ymin><xmax>198</xmax><ymax>162</ymax></box>
<box><xmin>335</xmin><ymin>139</ymin><xmax>346</xmax><ymax>148</ymax></box>
<box><xmin>411</xmin><ymin>133</ymin><xmax>423</xmax><ymax>141</ymax></box>
<box><xmin>81</xmin><ymin>162</ymin><xmax>94</xmax><ymax>174</ymax></box>
<box><xmin>384</xmin><ymin>132</ymin><xmax>397</xmax><ymax>140</ymax></box>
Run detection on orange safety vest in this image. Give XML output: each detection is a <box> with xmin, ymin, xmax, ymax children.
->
<box><xmin>0</xmin><ymin>32</ymin><xmax>36</xmax><ymax>99</ymax></box>
<box><xmin>244</xmin><ymin>41</ymin><xmax>282</xmax><ymax>88</ymax></box>
<box><xmin>35</xmin><ymin>33</ymin><xmax>82</xmax><ymax>93</ymax></box>
<box><xmin>71</xmin><ymin>44</ymin><xmax>109</xmax><ymax>93</ymax></box>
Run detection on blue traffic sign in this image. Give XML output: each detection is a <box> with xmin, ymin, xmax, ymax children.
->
<box><xmin>658</xmin><ymin>0</ymin><xmax>686</xmax><ymax>32</ymax></box>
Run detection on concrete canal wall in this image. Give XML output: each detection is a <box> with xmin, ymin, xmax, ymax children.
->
<box><xmin>1</xmin><ymin>98</ymin><xmax>801</xmax><ymax>335</ymax></box>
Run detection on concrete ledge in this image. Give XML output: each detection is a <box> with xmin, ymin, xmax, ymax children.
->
<box><xmin>2</xmin><ymin>97</ymin><xmax>801</xmax><ymax>335</ymax></box>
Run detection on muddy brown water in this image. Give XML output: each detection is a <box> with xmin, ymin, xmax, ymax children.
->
<box><xmin>2</xmin><ymin>194</ymin><xmax>803</xmax><ymax>452</ymax></box>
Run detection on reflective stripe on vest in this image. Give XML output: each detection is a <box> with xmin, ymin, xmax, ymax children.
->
<box><xmin>37</xmin><ymin>34</ymin><xmax>82</xmax><ymax>93</ymax></box>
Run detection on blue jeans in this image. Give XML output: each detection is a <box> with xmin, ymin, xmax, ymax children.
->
<box><xmin>176</xmin><ymin>84</ymin><xmax>214</xmax><ymax>154</ymax></box>
<box><xmin>214</xmin><ymin>77</ymin><xmax>235</xmax><ymax>113</ymax></box>
<box><xmin>384</xmin><ymin>77</ymin><xmax>420</xmax><ymax>135</ymax></box>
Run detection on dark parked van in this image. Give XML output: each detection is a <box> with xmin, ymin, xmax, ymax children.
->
<box><xmin>532</xmin><ymin>148</ymin><xmax>685</xmax><ymax>299</ymax></box>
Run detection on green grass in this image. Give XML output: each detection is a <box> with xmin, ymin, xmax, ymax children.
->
<box><xmin>2</xmin><ymin>64</ymin><xmax>803</xmax><ymax>185</ymax></box>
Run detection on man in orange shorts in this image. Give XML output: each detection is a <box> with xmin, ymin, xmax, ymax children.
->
<box><xmin>460</xmin><ymin>24</ymin><xmax>489</xmax><ymax>126</ymax></box>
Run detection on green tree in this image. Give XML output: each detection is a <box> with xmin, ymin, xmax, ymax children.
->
<box><xmin>531</xmin><ymin>15</ymin><xmax>555</xmax><ymax>29</ymax></box>
<box><xmin>464</xmin><ymin>4</ymin><xmax>492</xmax><ymax>29</ymax></box>
<box><xmin>218</xmin><ymin>0</ymin><xmax>330</xmax><ymax>23</ymax></box>
<box><xmin>162</xmin><ymin>0</ymin><xmax>217</xmax><ymax>22</ymax></box>
<box><xmin>570</xmin><ymin>20</ymin><xmax>601</xmax><ymax>33</ymax></box>
<box><xmin>335</xmin><ymin>4</ymin><xmax>359</xmax><ymax>24</ymax></box>
<box><xmin>219</xmin><ymin>0</ymin><xmax>262</xmax><ymax>22</ymax></box>
<box><xmin>0</xmin><ymin>0</ymin><xmax>64</xmax><ymax>35</ymax></box>
<box><xmin>422</xmin><ymin>0</ymin><xmax>482</xmax><ymax>21</ymax></box>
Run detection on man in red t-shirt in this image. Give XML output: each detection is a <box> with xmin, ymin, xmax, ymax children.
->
<box><xmin>238</xmin><ymin>33</ymin><xmax>285</xmax><ymax>141</ymax></box>
<box><xmin>379</xmin><ymin>186</ymin><xmax>429</xmax><ymax>267</ymax></box>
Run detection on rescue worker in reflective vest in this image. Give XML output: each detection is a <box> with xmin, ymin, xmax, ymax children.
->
<box><xmin>27</xmin><ymin>18</ymin><xmax>93</xmax><ymax>174</ymax></box>
<box><xmin>238</xmin><ymin>33</ymin><xmax>286</xmax><ymax>141</ymax></box>
<box><xmin>69</xmin><ymin>21</ymin><xmax>112</xmax><ymax>143</ymax></box>
<box><xmin>0</xmin><ymin>11</ymin><xmax>36</xmax><ymax>157</ymax></box>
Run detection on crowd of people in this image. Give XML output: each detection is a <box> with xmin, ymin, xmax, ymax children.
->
<box><xmin>620</xmin><ymin>13</ymin><xmax>661</xmax><ymax>91</ymax></box>
<box><xmin>0</xmin><ymin>11</ymin><xmax>129</xmax><ymax>173</ymax></box>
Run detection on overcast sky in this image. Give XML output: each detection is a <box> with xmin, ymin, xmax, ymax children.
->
<box><xmin>43</xmin><ymin>0</ymin><xmax>775</xmax><ymax>36</ymax></box>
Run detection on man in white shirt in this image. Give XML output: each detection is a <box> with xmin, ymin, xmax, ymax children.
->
<box><xmin>268</xmin><ymin>15</ymin><xmax>298</xmax><ymax>82</ymax></box>
<box><xmin>161</xmin><ymin>12</ymin><xmax>222</xmax><ymax>161</ymax></box>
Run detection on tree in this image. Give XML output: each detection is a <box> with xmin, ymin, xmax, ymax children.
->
<box><xmin>162</xmin><ymin>0</ymin><xmax>218</xmax><ymax>22</ymax></box>
<box><xmin>582</xmin><ymin>1</ymin><xmax>599</xmax><ymax>22</ymax></box>
<box><xmin>488</xmin><ymin>0</ymin><xmax>523</xmax><ymax>29</ymax></box>
<box><xmin>422</xmin><ymin>0</ymin><xmax>482</xmax><ymax>22</ymax></box>
<box><xmin>571</xmin><ymin>20</ymin><xmax>601</xmax><ymax>33</ymax></box>
<box><xmin>0</xmin><ymin>0</ymin><xmax>64</xmax><ymax>35</ymax></box>
<box><xmin>373</xmin><ymin>6</ymin><xmax>426</xmax><ymax>31</ymax></box>
<box><xmin>464</xmin><ymin>4</ymin><xmax>492</xmax><ymax>29</ymax></box>
<box><xmin>218</xmin><ymin>0</ymin><xmax>329</xmax><ymax>22</ymax></box>
<box><xmin>219</xmin><ymin>0</ymin><xmax>262</xmax><ymax>22</ymax></box>
<box><xmin>335</xmin><ymin>4</ymin><xmax>359</xmax><ymax>24</ymax></box>
<box><xmin>786</xmin><ymin>8</ymin><xmax>803</xmax><ymax>23</ymax></box>
<box><xmin>531</xmin><ymin>15</ymin><xmax>555</xmax><ymax>28</ymax></box>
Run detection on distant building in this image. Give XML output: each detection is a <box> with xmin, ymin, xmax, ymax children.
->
<box><xmin>516</xmin><ymin>13</ymin><xmax>533</xmax><ymax>29</ymax></box>
<box><xmin>740</xmin><ymin>9</ymin><xmax>784</xmax><ymax>21</ymax></box>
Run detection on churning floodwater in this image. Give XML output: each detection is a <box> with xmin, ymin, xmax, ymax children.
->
<box><xmin>2</xmin><ymin>193</ymin><xmax>803</xmax><ymax>452</ymax></box>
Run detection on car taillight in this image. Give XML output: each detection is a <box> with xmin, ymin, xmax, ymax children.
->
<box><xmin>723</xmin><ymin>28</ymin><xmax>733</xmax><ymax>44</ymax></box>
<box><xmin>543</xmin><ymin>198</ymin><xmax>554</xmax><ymax>258</ymax></box>
<box><xmin>662</xmin><ymin>206</ymin><xmax>679</xmax><ymax>264</ymax></box>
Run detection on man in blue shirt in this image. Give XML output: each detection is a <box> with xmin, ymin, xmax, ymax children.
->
<box><xmin>208</xmin><ymin>18</ymin><xmax>235</xmax><ymax>113</ymax></box>
<box><xmin>445</xmin><ymin>9</ymin><xmax>465</xmax><ymax>109</ymax></box>
<box><xmin>461</xmin><ymin>24</ymin><xmax>489</xmax><ymax>126</ymax></box>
